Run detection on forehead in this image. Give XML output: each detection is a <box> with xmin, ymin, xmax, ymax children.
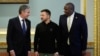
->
<box><xmin>64</xmin><ymin>4</ymin><xmax>73</xmax><ymax>8</ymax></box>
<box><xmin>23</xmin><ymin>8</ymin><xmax>30</xmax><ymax>12</ymax></box>
<box><xmin>41</xmin><ymin>12</ymin><xmax>47</xmax><ymax>15</ymax></box>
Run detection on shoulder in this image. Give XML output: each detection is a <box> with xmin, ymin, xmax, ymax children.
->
<box><xmin>26</xmin><ymin>19</ymin><xmax>31</xmax><ymax>23</ymax></box>
<box><xmin>59</xmin><ymin>14</ymin><xmax>67</xmax><ymax>21</ymax></box>
<box><xmin>60</xmin><ymin>14</ymin><xmax>66</xmax><ymax>18</ymax></box>
<box><xmin>8</xmin><ymin>17</ymin><xmax>18</xmax><ymax>22</ymax></box>
<box><xmin>75</xmin><ymin>12</ymin><xmax>85</xmax><ymax>17</ymax></box>
<box><xmin>36</xmin><ymin>22</ymin><xmax>42</xmax><ymax>28</ymax></box>
<box><xmin>75</xmin><ymin>12</ymin><xmax>86</xmax><ymax>21</ymax></box>
<box><xmin>51</xmin><ymin>21</ymin><xmax>59</xmax><ymax>27</ymax></box>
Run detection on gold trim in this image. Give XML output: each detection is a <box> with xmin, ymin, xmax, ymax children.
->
<box><xmin>93</xmin><ymin>0</ymin><xmax>100</xmax><ymax>56</ymax></box>
<box><xmin>94</xmin><ymin>0</ymin><xmax>97</xmax><ymax>56</ymax></box>
<box><xmin>83</xmin><ymin>0</ymin><xmax>87</xmax><ymax>16</ymax></box>
<box><xmin>87</xmin><ymin>42</ymin><xmax>94</xmax><ymax>48</ymax></box>
<box><xmin>0</xmin><ymin>28</ymin><xmax>35</xmax><ymax>35</ymax></box>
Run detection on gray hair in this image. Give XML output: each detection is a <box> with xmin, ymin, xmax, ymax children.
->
<box><xmin>19</xmin><ymin>5</ymin><xmax>30</xmax><ymax>14</ymax></box>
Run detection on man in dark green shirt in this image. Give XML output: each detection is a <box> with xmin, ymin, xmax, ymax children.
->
<box><xmin>34</xmin><ymin>9</ymin><xmax>60</xmax><ymax>56</ymax></box>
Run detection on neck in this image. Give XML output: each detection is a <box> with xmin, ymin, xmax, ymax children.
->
<box><xmin>19</xmin><ymin>14</ymin><xmax>25</xmax><ymax>20</ymax></box>
<box><xmin>68</xmin><ymin>11</ymin><xmax>74</xmax><ymax>16</ymax></box>
<box><xmin>45</xmin><ymin>19</ymin><xmax>50</xmax><ymax>24</ymax></box>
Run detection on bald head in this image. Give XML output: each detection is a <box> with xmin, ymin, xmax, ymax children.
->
<box><xmin>64</xmin><ymin>2</ymin><xmax>75</xmax><ymax>16</ymax></box>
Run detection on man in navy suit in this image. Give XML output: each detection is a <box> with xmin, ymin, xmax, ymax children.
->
<box><xmin>59</xmin><ymin>3</ymin><xmax>88</xmax><ymax>56</ymax></box>
<box><xmin>7</xmin><ymin>5</ymin><xmax>31</xmax><ymax>56</ymax></box>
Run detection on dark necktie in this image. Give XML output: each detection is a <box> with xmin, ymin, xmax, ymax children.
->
<box><xmin>22</xmin><ymin>20</ymin><xmax>26</xmax><ymax>34</ymax></box>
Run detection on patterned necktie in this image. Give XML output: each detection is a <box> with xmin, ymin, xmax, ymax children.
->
<box><xmin>22</xmin><ymin>20</ymin><xmax>26</xmax><ymax>34</ymax></box>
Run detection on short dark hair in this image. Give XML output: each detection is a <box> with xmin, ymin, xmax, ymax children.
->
<box><xmin>19</xmin><ymin>5</ymin><xmax>30</xmax><ymax>14</ymax></box>
<box><xmin>65</xmin><ymin>2</ymin><xmax>75</xmax><ymax>11</ymax></box>
<box><xmin>41</xmin><ymin>9</ymin><xmax>51</xmax><ymax>16</ymax></box>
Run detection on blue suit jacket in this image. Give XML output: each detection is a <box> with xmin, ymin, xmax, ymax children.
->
<box><xmin>59</xmin><ymin>12</ymin><xmax>88</xmax><ymax>54</ymax></box>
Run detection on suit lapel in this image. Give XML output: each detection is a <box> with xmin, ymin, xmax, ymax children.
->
<box><xmin>63</xmin><ymin>15</ymin><xmax>68</xmax><ymax>32</ymax></box>
<box><xmin>16</xmin><ymin>17</ymin><xmax>23</xmax><ymax>32</ymax></box>
<box><xmin>70</xmin><ymin>13</ymin><xmax>78</xmax><ymax>32</ymax></box>
<box><xmin>25</xmin><ymin>20</ymin><xmax>28</xmax><ymax>31</ymax></box>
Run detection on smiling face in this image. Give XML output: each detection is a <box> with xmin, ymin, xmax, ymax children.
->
<box><xmin>64</xmin><ymin>3</ymin><xmax>74</xmax><ymax>16</ymax></box>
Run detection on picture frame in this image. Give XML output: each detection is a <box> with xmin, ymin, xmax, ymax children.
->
<box><xmin>0</xmin><ymin>0</ymin><xmax>29</xmax><ymax>4</ymax></box>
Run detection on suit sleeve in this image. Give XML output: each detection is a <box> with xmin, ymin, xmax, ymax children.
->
<box><xmin>27</xmin><ymin>21</ymin><xmax>31</xmax><ymax>51</ymax></box>
<box><xmin>34</xmin><ymin>25</ymin><xmax>39</xmax><ymax>52</ymax></box>
<box><xmin>58</xmin><ymin>15</ymin><xmax>64</xmax><ymax>54</ymax></box>
<box><xmin>81</xmin><ymin>16</ymin><xmax>88</xmax><ymax>51</ymax></box>
<box><xmin>55</xmin><ymin>25</ymin><xmax>61</xmax><ymax>53</ymax></box>
<box><xmin>6</xmin><ymin>19</ymin><xmax>14</xmax><ymax>51</ymax></box>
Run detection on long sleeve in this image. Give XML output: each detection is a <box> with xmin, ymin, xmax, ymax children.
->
<box><xmin>81</xmin><ymin>16</ymin><xmax>88</xmax><ymax>51</ymax></box>
<box><xmin>55</xmin><ymin>26</ymin><xmax>61</xmax><ymax>52</ymax></box>
<box><xmin>58</xmin><ymin>15</ymin><xmax>65</xmax><ymax>54</ymax></box>
<box><xmin>27</xmin><ymin>21</ymin><xmax>31</xmax><ymax>51</ymax></box>
<box><xmin>34</xmin><ymin>25</ymin><xmax>39</xmax><ymax>52</ymax></box>
<box><xmin>6</xmin><ymin>19</ymin><xmax>14</xmax><ymax>51</ymax></box>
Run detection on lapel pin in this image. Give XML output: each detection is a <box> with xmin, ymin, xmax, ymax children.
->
<box><xmin>75</xmin><ymin>16</ymin><xmax>78</xmax><ymax>19</ymax></box>
<box><xmin>50</xmin><ymin>28</ymin><xmax>53</xmax><ymax>31</ymax></box>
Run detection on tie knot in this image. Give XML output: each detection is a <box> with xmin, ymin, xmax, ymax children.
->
<box><xmin>22</xmin><ymin>20</ymin><xmax>26</xmax><ymax>34</ymax></box>
<box><xmin>22</xmin><ymin>20</ymin><xmax>24</xmax><ymax>21</ymax></box>
<box><xmin>22</xmin><ymin>20</ymin><xmax>25</xmax><ymax>23</ymax></box>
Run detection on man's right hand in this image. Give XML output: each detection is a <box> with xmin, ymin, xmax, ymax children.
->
<box><xmin>10</xmin><ymin>50</ymin><xmax>16</xmax><ymax>56</ymax></box>
<box><xmin>34</xmin><ymin>51</ymin><xmax>39</xmax><ymax>56</ymax></box>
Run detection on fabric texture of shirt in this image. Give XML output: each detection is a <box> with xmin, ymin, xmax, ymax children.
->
<box><xmin>67</xmin><ymin>12</ymin><xmax>75</xmax><ymax>32</ymax></box>
<box><xmin>34</xmin><ymin>21</ymin><xmax>60</xmax><ymax>53</ymax></box>
<box><xmin>67</xmin><ymin>12</ymin><xmax>75</xmax><ymax>45</ymax></box>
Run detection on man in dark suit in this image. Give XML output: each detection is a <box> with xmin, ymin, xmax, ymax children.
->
<box><xmin>59</xmin><ymin>3</ymin><xmax>88</xmax><ymax>56</ymax></box>
<box><xmin>6</xmin><ymin>5</ymin><xmax>31</xmax><ymax>56</ymax></box>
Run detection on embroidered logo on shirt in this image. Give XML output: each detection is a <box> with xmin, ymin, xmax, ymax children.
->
<box><xmin>50</xmin><ymin>28</ymin><xmax>53</xmax><ymax>32</ymax></box>
<box><xmin>75</xmin><ymin>16</ymin><xmax>78</xmax><ymax>19</ymax></box>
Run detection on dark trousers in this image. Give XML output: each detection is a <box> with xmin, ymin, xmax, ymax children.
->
<box><xmin>63</xmin><ymin>51</ymin><xmax>82</xmax><ymax>56</ymax></box>
<box><xmin>62</xmin><ymin>45</ymin><xmax>82</xmax><ymax>56</ymax></box>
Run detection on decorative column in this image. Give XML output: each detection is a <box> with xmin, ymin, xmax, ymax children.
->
<box><xmin>94</xmin><ymin>0</ymin><xmax>100</xmax><ymax>56</ymax></box>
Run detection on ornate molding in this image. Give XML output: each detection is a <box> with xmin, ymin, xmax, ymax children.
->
<box><xmin>0</xmin><ymin>28</ymin><xmax>35</xmax><ymax>35</ymax></box>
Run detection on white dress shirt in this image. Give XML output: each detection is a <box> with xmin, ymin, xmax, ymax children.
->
<box><xmin>19</xmin><ymin>15</ymin><xmax>27</xmax><ymax>30</ymax></box>
<box><xmin>67</xmin><ymin>12</ymin><xmax>75</xmax><ymax>45</ymax></box>
<box><xmin>67</xmin><ymin>12</ymin><xmax>75</xmax><ymax>32</ymax></box>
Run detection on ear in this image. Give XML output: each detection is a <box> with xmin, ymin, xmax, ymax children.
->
<box><xmin>47</xmin><ymin>15</ymin><xmax>50</xmax><ymax>18</ymax></box>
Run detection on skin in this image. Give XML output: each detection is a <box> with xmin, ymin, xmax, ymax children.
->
<box><xmin>40</xmin><ymin>12</ymin><xmax>50</xmax><ymax>24</ymax></box>
<box><xmin>64</xmin><ymin>4</ymin><xmax>74</xmax><ymax>16</ymax></box>
<box><xmin>20</xmin><ymin>8</ymin><xmax>30</xmax><ymax>19</ymax></box>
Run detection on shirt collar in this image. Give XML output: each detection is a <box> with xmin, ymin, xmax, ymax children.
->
<box><xmin>42</xmin><ymin>20</ymin><xmax>52</xmax><ymax>25</ymax></box>
<box><xmin>19</xmin><ymin>15</ymin><xmax>24</xmax><ymax>21</ymax></box>
<box><xmin>69</xmin><ymin>12</ymin><xmax>75</xmax><ymax>18</ymax></box>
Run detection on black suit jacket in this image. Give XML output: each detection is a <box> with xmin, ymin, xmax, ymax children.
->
<box><xmin>59</xmin><ymin>12</ymin><xmax>88</xmax><ymax>54</ymax></box>
<box><xmin>6</xmin><ymin>17</ymin><xmax>31</xmax><ymax>54</ymax></box>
